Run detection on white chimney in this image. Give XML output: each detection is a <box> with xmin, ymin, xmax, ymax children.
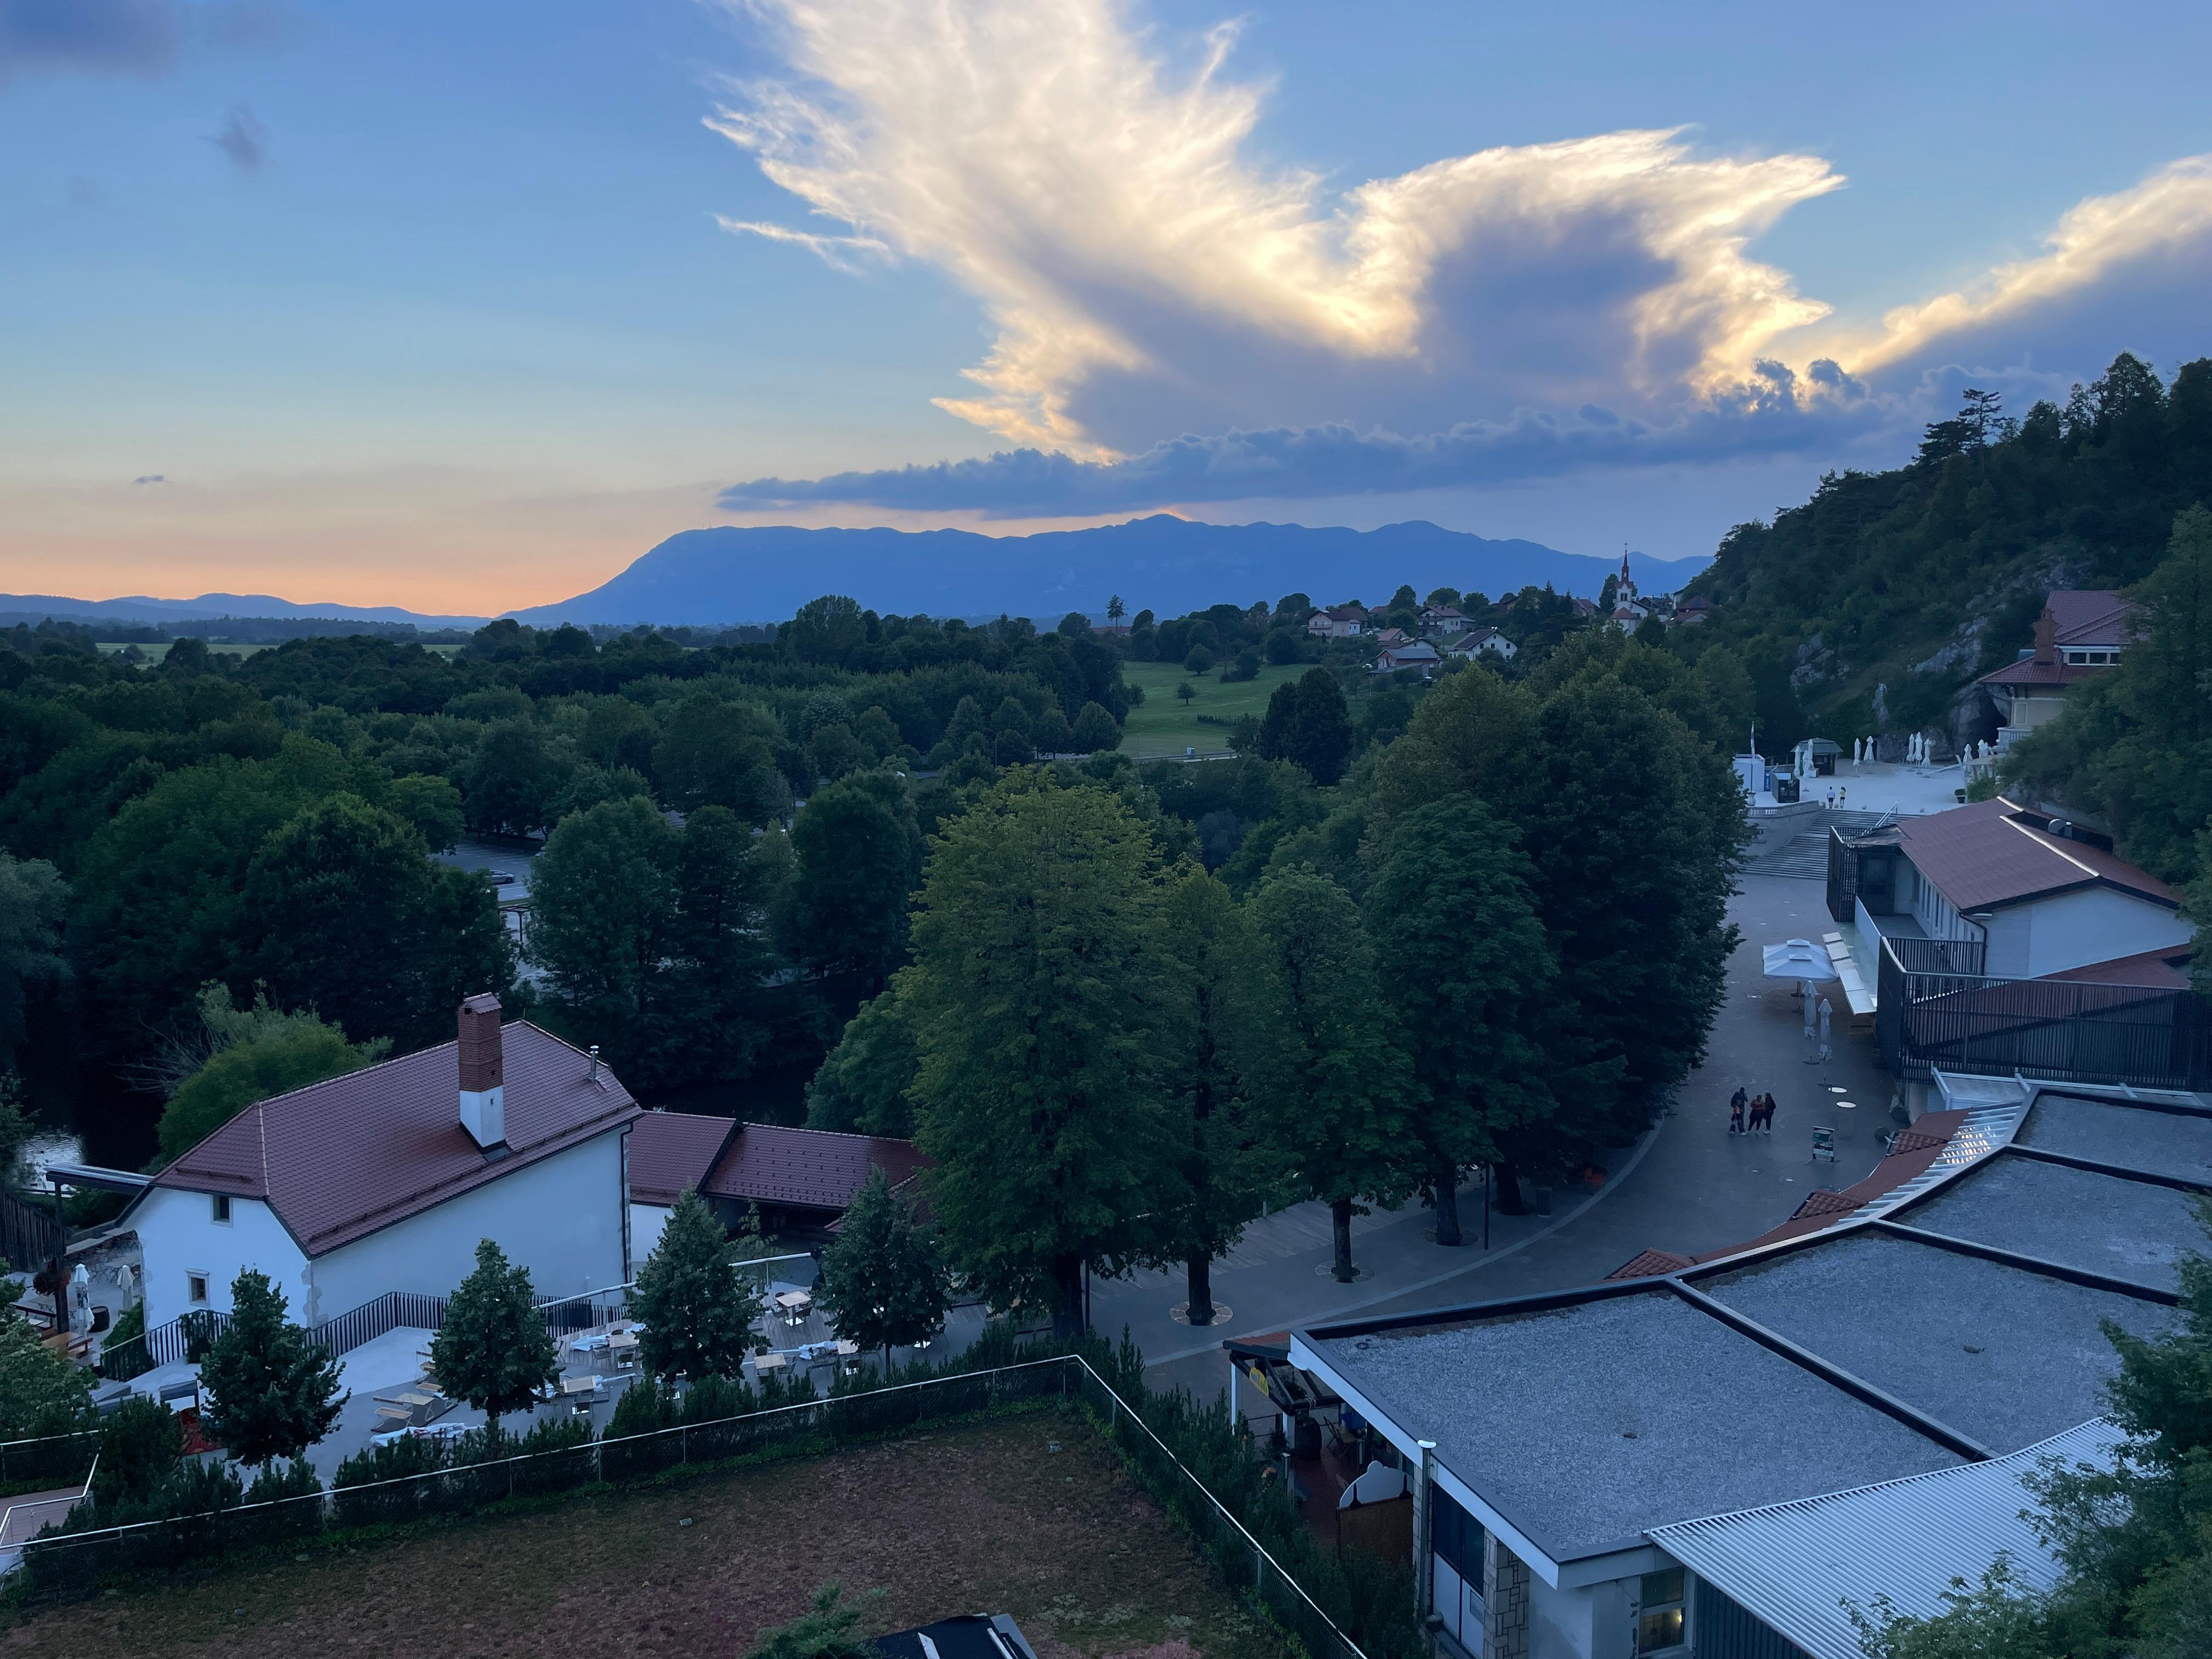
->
<box><xmin>457</xmin><ymin>992</ymin><xmax>505</xmax><ymax>1147</ymax></box>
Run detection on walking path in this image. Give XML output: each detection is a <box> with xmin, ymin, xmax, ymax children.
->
<box><xmin>1116</xmin><ymin>873</ymin><xmax>1899</xmax><ymax>1400</ymax></box>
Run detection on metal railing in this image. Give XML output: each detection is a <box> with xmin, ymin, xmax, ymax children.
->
<box><xmin>0</xmin><ymin>1433</ymin><xmax>97</xmax><ymax>1496</ymax></box>
<box><xmin>19</xmin><ymin>1352</ymin><xmax>1376</xmax><ymax>1659</ymax></box>
<box><xmin>1877</xmin><ymin>937</ymin><xmax>2212</xmax><ymax>1091</ymax></box>
<box><xmin>98</xmin><ymin>1254</ymin><xmax>817</xmax><ymax>1380</ymax></box>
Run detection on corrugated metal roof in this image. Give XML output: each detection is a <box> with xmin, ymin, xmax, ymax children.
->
<box><xmin>1650</xmin><ymin>1418</ymin><xmax>2125</xmax><ymax>1659</ymax></box>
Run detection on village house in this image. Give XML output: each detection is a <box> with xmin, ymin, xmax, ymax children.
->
<box><xmin>1977</xmin><ymin>590</ymin><xmax>2136</xmax><ymax>751</ymax></box>
<box><xmin>122</xmin><ymin>995</ymin><xmax>639</xmax><ymax>1335</ymax></box>
<box><xmin>1373</xmin><ymin>639</ymin><xmax>1441</xmax><ymax>676</ymax></box>
<box><xmin>1446</xmin><ymin>627</ymin><xmax>1516</xmax><ymax>662</ymax></box>
<box><xmin>1307</xmin><ymin>604</ymin><xmax>1369</xmax><ymax>640</ymax></box>
<box><xmin>1418</xmin><ymin>605</ymin><xmax>1472</xmax><ymax>636</ymax></box>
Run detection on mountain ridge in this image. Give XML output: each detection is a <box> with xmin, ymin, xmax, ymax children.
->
<box><xmin>506</xmin><ymin>515</ymin><xmax>1707</xmax><ymax>627</ymax></box>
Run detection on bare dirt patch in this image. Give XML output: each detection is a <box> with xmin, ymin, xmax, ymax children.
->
<box><xmin>2</xmin><ymin>1417</ymin><xmax>1282</xmax><ymax>1659</ymax></box>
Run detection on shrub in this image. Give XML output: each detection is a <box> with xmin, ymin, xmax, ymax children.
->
<box><xmin>91</xmin><ymin>1396</ymin><xmax>183</xmax><ymax>1507</ymax></box>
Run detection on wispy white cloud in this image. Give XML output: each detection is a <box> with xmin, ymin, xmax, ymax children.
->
<box><xmin>703</xmin><ymin>0</ymin><xmax>2212</xmax><ymax>513</ymax></box>
<box><xmin>1826</xmin><ymin>155</ymin><xmax>2212</xmax><ymax>378</ymax></box>
<box><xmin>713</xmin><ymin>215</ymin><xmax>891</xmax><ymax>273</ymax></box>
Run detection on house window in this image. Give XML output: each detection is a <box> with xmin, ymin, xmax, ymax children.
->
<box><xmin>188</xmin><ymin>1274</ymin><xmax>209</xmax><ymax>1306</ymax></box>
<box><xmin>1638</xmin><ymin>1568</ymin><xmax>1687</xmax><ymax>1655</ymax></box>
<box><xmin>211</xmin><ymin>1194</ymin><xmax>231</xmax><ymax>1224</ymax></box>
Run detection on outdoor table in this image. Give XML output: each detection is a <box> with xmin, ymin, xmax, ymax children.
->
<box><xmin>560</xmin><ymin>1375</ymin><xmax>602</xmax><ymax>1397</ymax></box>
<box><xmin>607</xmin><ymin>1331</ymin><xmax>639</xmax><ymax>1352</ymax></box>
<box><xmin>753</xmin><ymin>1351</ymin><xmax>787</xmax><ymax>1373</ymax></box>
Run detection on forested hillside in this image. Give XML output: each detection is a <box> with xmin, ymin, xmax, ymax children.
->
<box><xmin>0</xmin><ymin>602</ymin><xmax>1134</xmax><ymax>1165</ymax></box>
<box><xmin>1689</xmin><ymin>351</ymin><xmax>2212</xmax><ymax>747</ymax></box>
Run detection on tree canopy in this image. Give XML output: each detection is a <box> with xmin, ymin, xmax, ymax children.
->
<box><xmin>198</xmin><ymin>1268</ymin><xmax>347</xmax><ymax>1465</ymax></box>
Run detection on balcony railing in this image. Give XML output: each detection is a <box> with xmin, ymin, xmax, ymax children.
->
<box><xmin>1876</xmin><ymin>938</ymin><xmax>2212</xmax><ymax>1092</ymax></box>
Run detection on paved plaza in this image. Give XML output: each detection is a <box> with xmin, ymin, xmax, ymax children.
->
<box><xmin>1111</xmin><ymin>871</ymin><xmax>1899</xmax><ymax>1401</ymax></box>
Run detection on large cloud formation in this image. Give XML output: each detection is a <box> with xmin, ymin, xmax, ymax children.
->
<box><xmin>708</xmin><ymin>0</ymin><xmax>2212</xmax><ymax>514</ymax></box>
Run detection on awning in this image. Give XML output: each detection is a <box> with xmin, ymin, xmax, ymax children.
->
<box><xmin>1647</xmin><ymin>1419</ymin><xmax>2122</xmax><ymax>1659</ymax></box>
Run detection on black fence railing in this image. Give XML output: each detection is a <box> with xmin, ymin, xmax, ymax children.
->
<box><xmin>1877</xmin><ymin>939</ymin><xmax>2212</xmax><ymax>1091</ymax></box>
<box><xmin>1825</xmin><ymin>828</ymin><xmax>1858</xmax><ymax>926</ymax></box>
<box><xmin>96</xmin><ymin>1310</ymin><xmax>229</xmax><ymax>1381</ymax></box>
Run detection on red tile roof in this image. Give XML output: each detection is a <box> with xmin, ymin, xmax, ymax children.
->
<box><xmin>703</xmin><ymin>1122</ymin><xmax>934</xmax><ymax>1212</ymax></box>
<box><xmin>1606</xmin><ymin>1111</ymin><xmax>1972</xmax><ymax>1277</ymax></box>
<box><xmin>1895</xmin><ymin>798</ymin><xmax>2177</xmax><ymax>913</ymax></box>
<box><xmin>2046</xmin><ymin>590</ymin><xmax>2135</xmax><ymax>647</ymax></box>
<box><xmin>149</xmin><ymin>1022</ymin><xmax>639</xmax><ymax>1257</ymax></box>
<box><xmin>627</xmin><ymin>1111</ymin><xmax>742</xmax><ymax>1207</ymax></box>
<box><xmin>2040</xmin><ymin>946</ymin><xmax>2193</xmax><ymax>990</ymax></box>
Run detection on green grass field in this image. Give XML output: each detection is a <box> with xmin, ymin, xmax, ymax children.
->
<box><xmin>1118</xmin><ymin>659</ymin><xmax>1302</xmax><ymax>758</ymax></box>
<box><xmin>95</xmin><ymin>641</ymin><xmax>264</xmax><ymax>663</ymax></box>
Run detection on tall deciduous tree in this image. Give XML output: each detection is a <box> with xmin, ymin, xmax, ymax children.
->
<box><xmin>805</xmin><ymin>990</ymin><xmax>918</xmax><ymax>1137</ymax></box>
<box><xmin>902</xmin><ymin>771</ymin><xmax>1179</xmax><ymax>1334</ymax></box>
<box><xmin>1149</xmin><ymin>862</ymin><xmax>1289</xmax><ymax>1324</ymax></box>
<box><xmin>633</xmin><ymin>1190</ymin><xmax>761</xmax><ymax>1381</ymax></box>
<box><xmin>0</xmin><ymin>851</ymin><xmax>67</xmax><ymax>1065</ymax></box>
<box><xmin>1366</xmin><ymin>798</ymin><xmax>1555</xmax><ymax>1246</ymax></box>
<box><xmin>246</xmin><ymin>792</ymin><xmax>512</xmax><ymax>1051</ymax></box>
<box><xmin>785</xmin><ymin>771</ymin><xmax>923</xmax><ymax>993</ymax></box>
<box><xmin>199</xmin><ymin>1268</ymin><xmax>347</xmax><ymax>1466</ymax></box>
<box><xmin>1247</xmin><ymin>866</ymin><xmax>1409</xmax><ymax>1282</ymax></box>
<box><xmin>431</xmin><ymin>1239</ymin><xmax>558</xmax><ymax>1430</ymax></box>
<box><xmin>653</xmin><ymin>694</ymin><xmax>782</xmax><ymax>822</ymax></box>
<box><xmin>815</xmin><ymin>1166</ymin><xmax>947</xmax><ymax>1368</ymax></box>
<box><xmin>1257</xmin><ymin>668</ymin><xmax>1355</xmax><ymax>786</ymax></box>
<box><xmin>157</xmin><ymin>990</ymin><xmax>386</xmax><ymax>1164</ymax></box>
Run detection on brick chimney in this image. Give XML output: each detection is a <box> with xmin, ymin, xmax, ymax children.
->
<box><xmin>2032</xmin><ymin>608</ymin><xmax>2058</xmax><ymax>664</ymax></box>
<box><xmin>457</xmin><ymin>993</ymin><xmax>505</xmax><ymax>1148</ymax></box>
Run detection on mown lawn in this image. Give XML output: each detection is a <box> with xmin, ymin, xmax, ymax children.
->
<box><xmin>1118</xmin><ymin>662</ymin><xmax>1303</xmax><ymax>759</ymax></box>
<box><xmin>94</xmin><ymin>641</ymin><xmax>265</xmax><ymax>663</ymax></box>
<box><xmin>3</xmin><ymin>1417</ymin><xmax>1282</xmax><ymax>1659</ymax></box>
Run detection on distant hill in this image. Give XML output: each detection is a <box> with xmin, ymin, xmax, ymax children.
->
<box><xmin>507</xmin><ymin>517</ymin><xmax>1706</xmax><ymax>627</ymax></box>
<box><xmin>0</xmin><ymin>592</ymin><xmax>488</xmax><ymax>630</ymax></box>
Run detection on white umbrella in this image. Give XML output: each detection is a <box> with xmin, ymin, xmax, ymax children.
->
<box><xmin>1761</xmin><ymin>938</ymin><xmax>1837</xmax><ymax>983</ymax></box>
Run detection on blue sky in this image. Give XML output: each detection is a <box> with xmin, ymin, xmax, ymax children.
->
<box><xmin>3</xmin><ymin>0</ymin><xmax>2209</xmax><ymax>611</ymax></box>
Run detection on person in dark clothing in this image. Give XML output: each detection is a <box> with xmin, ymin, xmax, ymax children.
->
<box><xmin>1758</xmin><ymin>1092</ymin><xmax>1779</xmax><ymax>1134</ymax></box>
<box><xmin>1729</xmin><ymin>1087</ymin><xmax>1747</xmax><ymax>1136</ymax></box>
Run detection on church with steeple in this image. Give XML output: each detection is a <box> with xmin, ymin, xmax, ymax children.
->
<box><xmin>1609</xmin><ymin>547</ymin><xmax>1653</xmax><ymax>631</ymax></box>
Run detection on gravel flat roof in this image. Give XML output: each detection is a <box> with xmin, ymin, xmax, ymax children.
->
<box><xmin>2018</xmin><ymin>1095</ymin><xmax>2212</xmax><ymax>1183</ymax></box>
<box><xmin>1698</xmin><ymin>1232</ymin><xmax>2176</xmax><ymax>1453</ymax></box>
<box><xmin>1905</xmin><ymin>1154</ymin><xmax>2205</xmax><ymax>1293</ymax></box>
<box><xmin>1312</xmin><ymin>1290</ymin><xmax>1961</xmax><ymax>1564</ymax></box>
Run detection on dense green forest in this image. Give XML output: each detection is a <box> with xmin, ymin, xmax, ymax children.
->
<box><xmin>1688</xmin><ymin>351</ymin><xmax>2212</xmax><ymax>748</ymax></box>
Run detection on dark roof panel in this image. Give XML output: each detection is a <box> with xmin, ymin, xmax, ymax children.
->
<box><xmin>704</xmin><ymin>1122</ymin><xmax>933</xmax><ymax>1211</ymax></box>
<box><xmin>1896</xmin><ymin>799</ymin><xmax>2175</xmax><ymax>912</ymax></box>
<box><xmin>627</xmin><ymin>1111</ymin><xmax>741</xmax><ymax>1207</ymax></box>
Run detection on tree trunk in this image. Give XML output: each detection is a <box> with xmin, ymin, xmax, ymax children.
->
<box><xmin>1434</xmin><ymin>1166</ymin><xmax>1464</xmax><ymax>1246</ymax></box>
<box><xmin>1186</xmin><ymin>1254</ymin><xmax>1215</xmax><ymax>1327</ymax></box>
<box><xmin>1493</xmin><ymin>1158</ymin><xmax>1528</xmax><ymax>1216</ymax></box>
<box><xmin>1051</xmin><ymin>1254</ymin><xmax>1087</xmax><ymax>1339</ymax></box>
<box><xmin>1330</xmin><ymin>1199</ymin><xmax>1357</xmax><ymax>1282</ymax></box>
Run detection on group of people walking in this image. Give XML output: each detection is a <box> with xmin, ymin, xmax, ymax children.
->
<box><xmin>1729</xmin><ymin>1086</ymin><xmax>1778</xmax><ymax>1135</ymax></box>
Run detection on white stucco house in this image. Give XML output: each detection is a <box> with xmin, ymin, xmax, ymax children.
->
<box><xmin>124</xmin><ymin>994</ymin><xmax>640</xmax><ymax>1335</ymax></box>
<box><xmin>1855</xmin><ymin>797</ymin><xmax>2192</xmax><ymax>983</ymax></box>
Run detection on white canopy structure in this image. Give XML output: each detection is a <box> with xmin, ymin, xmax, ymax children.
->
<box><xmin>1760</xmin><ymin>939</ymin><xmax>1837</xmax><ymax>982</ymax></box>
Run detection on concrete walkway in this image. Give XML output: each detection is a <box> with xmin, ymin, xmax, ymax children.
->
<box><xmin>1118</xmin><ymin>873</ymin><xmax>1901</xmax><ymax>1400</ymax></box>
